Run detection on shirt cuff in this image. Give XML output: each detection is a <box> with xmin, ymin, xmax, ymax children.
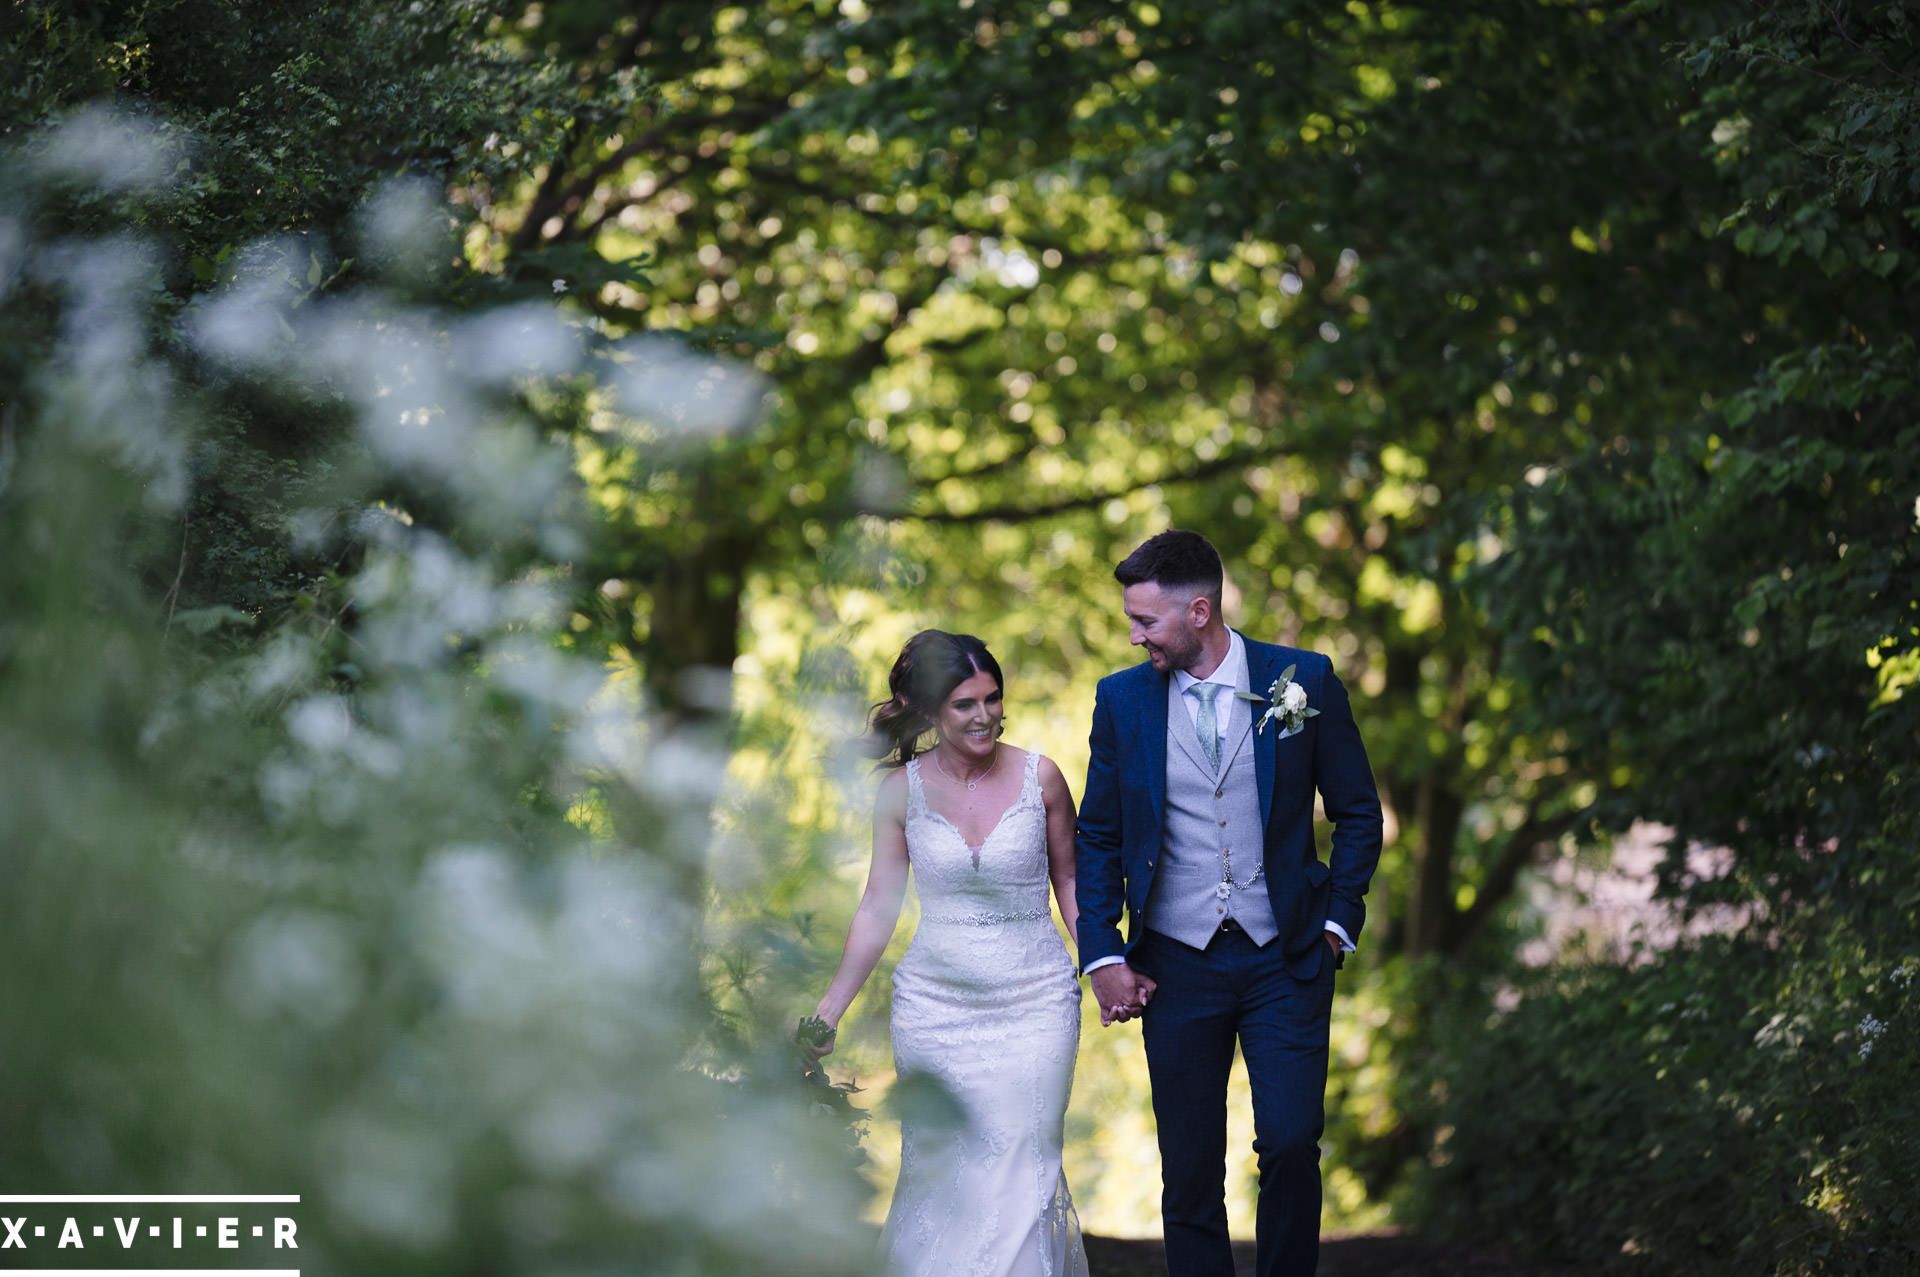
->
<box><xmin>1082</xmin><ymin>955</ymin><xmax>1126</xmax><ymax>974</ymax></box>
<box><xmin>1323</xmin><ymin>920</ymin><xmax>1356</xmax><ymax>952</ymax></box>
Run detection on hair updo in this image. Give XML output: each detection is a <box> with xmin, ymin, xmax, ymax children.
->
<box><xmin>866</xmin><ymin>630</ymin><xmax>1005</xmax><ymax>768</ymax></box>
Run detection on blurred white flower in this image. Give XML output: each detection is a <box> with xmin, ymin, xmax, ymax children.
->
<box><xmin>33</xmin><ymin>235</ymin><xmax>189</xmax><ymax>506</ymax></box>
<box><xmin>356</xmin><ymin>176</ymin><xmax>447</xmax><ymax>275</ymax></box>
<box><xmin>183</xmin><ymin>236</ymin><xmax>307</xmax><ymax>368</ymax></box>
<box><xmin>513</xmin><ymin>1091</ymin><xmax>619</xmax><ymax>1175</ymax></box>
<box><xmin>288</xmin><ymin>695</ymin><xmax>354</xmax><ymax>752</ymax></box>
<box><xmin>34</xmin><ymin>105</ymin><xmax>176</xmax><ymax>193</ymax></box>
<box><xmin>318</xmin><ymin>1112</ymin><xmax>456</xmax><ymax>1247</ymax></box>
<box><xmin>490</xmin><ymin>636</ymin><xmax>604</xmax><ymax>717</ymax></box>
<box><xmin>226</xmin><ymin>909</ymin><xmax>362</xmax><ymax>1028</ymax></box>
<box><xmin>415</xmin><ymin>843</ymin><xmax>547</xmax><ymax>1019</ymax></box>
<box><xmin>631</xmin><ymin>729</ymin><xmax>732</xmax><ymax>805</ymax></box>
<box><xmin>1857</xmin><ymin>1013</ymin><xmax>1887</xmax><ymax>1060</ymax></box>
<box><xmin>853</xmin><ymin>449</ymin><xmax>909</xmax><ymax>511</ymax></box>
<box><xmin>408</xmin><ymin>535</ymin><xmax>496</xmax><ymax>633</ymax></box>
<box><xmin>257</xmin><ymin>759</ymin><xmax>312</xmax><ymax>817</ymax></box>
<box><xmin>450</xmin><ymin>302</ymin><xmax>581</xmax><ymax>384</ymax></box>
<box><xmin>609</xmin><ymin>335</ymin><xmax>770</xmax><ymax>438</ymax></box>
<box><xmin>1282</xmin><ymin>682</ymin><xmax>1309</xmax><ymax>712</ymax></box>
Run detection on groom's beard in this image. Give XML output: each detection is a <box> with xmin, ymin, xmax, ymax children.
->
<box><xmin>1146</xmin><ymin>631</ymin><xmax>1204</xmax><ymax>673</ymax></box>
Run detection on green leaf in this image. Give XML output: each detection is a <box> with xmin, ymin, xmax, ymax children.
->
<box><xmin>172</xmin><ymin>606</ymin><xmax>255</xmax><ymax>635</ymax></box>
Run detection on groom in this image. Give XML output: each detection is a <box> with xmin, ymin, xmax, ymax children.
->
<box><xmin>1077</xmin><ymin>530</ymin><xmax>1383</xmax><ymax>1277</ymax></box>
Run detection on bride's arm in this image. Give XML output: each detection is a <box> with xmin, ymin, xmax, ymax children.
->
<box><xmin>1038</xmin><ymin>755</ymin><xmax>1081</xmax><ymax>951</ymax></box>
<box><xmin>813</xmin><ymin>768</ymin><xmax>912</xmax><ymax>1031</ymax></box>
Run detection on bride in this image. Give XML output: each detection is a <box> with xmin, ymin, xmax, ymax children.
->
<box><xmin>809</xmin><ymin>629</ymin><xmax>1111</xmax><ymax>1277</ymax></box>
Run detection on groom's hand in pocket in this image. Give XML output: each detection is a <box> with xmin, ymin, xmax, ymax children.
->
<box><xmin>1091</xmin><ymin>964</ymin><xmax>1155</xmax><ymax>1026</ymax></box>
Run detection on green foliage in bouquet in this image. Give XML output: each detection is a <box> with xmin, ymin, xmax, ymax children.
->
<box><xmin>794</xmin><ymin>1016</ymin><xmax>869</xmax><ymax>1172</ymax></box>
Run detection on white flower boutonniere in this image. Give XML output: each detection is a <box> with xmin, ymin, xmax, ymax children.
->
<box><xmin>1235</xmin><ymin>664</ymin><xmax>1320</xmax><ymax>736</ymax></box>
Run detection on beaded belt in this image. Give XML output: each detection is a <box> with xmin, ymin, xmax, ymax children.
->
<box><xmin>922</xmin><ymin>907</ymin><xmax>1052</xmax><ymax>927</ymax></box>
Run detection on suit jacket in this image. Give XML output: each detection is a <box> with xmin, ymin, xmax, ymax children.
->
<box><xmin>1075</xmin><ymin>633</ymin><xmax>1383</xmax><ymax>977</ymax></box>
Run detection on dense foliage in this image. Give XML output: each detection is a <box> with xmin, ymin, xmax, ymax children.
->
<box><xmin>1430</xmin><ymin>5</ymin><xmax>1920</xmax><ymax>1269</ymax></box>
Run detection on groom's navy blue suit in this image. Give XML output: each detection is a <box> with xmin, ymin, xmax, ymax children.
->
<box><xmin>1077</xmin><ymin>634</ymin><xmax>1382</xmax><ymax>1277</ymax></box>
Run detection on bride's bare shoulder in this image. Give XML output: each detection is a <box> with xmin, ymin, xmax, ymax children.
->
<box><xmin>873</xmin><ymin>764</ymin><xmax>910</xmax><ymax>815</ymax></box>
<box><xmin>1028</xmin><ymin>752</ymin><xmax>1074</xmax><ymax>806</ymax></box>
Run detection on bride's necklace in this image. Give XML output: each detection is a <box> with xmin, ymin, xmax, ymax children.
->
<box><xmin>932</xmin><ymin>745</ymin><xmax>998</xmax><ymax>792</ymax></box>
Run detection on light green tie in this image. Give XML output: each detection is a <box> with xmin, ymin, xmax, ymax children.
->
<box><xmin>1187</xmin><ymin>683</ymin><xmax>1220</xmax><ymax>774</ymax></box>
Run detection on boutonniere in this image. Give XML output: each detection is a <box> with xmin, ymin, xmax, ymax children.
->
<box><xmin>1235</xmin><ymin>664</ymin><xmax>1319</xmax><ymax>736</ymax></box>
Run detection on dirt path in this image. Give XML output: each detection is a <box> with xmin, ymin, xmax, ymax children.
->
<box><xmin>1084</xmin><ymin>1232</ymin><xmax>1590</xmax><ymax>1276</ymax></box>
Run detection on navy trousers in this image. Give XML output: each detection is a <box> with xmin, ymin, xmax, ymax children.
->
<box><xmin>1132</xmin><ymin>925</ymin><xmax>1334</xmax><ymax>1277</ymax></box>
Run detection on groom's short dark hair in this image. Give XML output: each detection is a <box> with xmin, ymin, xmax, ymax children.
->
<box><xmin>1114</xmin><ymin>530</ymin><xmax>1224</xmax><ymax>605</ymax></box>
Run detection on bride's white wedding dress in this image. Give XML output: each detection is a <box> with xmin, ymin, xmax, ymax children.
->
<box><xmin>884</xmin><ymin>749</ymin><xmax>1090</xmax><ymax>1277</ymax></box>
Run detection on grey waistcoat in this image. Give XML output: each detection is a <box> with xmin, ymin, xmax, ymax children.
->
<box><xmin>1144</xmin><ymin>675</ymin><xmax>1279</xmax><ymax>949</ymax></box>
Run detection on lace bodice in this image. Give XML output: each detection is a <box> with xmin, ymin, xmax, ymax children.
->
<box><xmin>904</xmin><ymin>749</ymin><xmax>1053</xmax><ymax>923</ymax></box>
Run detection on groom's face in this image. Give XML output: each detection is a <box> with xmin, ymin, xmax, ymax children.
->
<box><xmin>1122</xmin><ymin>581</ymin><xmax>1206</xmax><ymax>673</ymax></box>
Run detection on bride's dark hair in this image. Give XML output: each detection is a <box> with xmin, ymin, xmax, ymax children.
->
<box><xmin>867</xmin><ymin>630</ymin><xmax>1005</xmax><ymax>768</ymax></box>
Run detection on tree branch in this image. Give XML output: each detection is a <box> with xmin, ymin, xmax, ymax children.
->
<box><xmin>510</xmin><ymin>120</ymin><xmax>584</xmax><ymax>254</ymax></box>
<box><xmin>869</xmin><ymin>447</ymin><xmax>1267</xmax><ymax>524</ymax></box>
<box><xmin>931</xmin><ymin>439</ymin><xmax>1036</xmax><ymax>484</ymax></box>
<box><xmin>610</xmin><ymin>0</ymin><xmax>666</xmax><ymax>70</ymax></box>
<box><xmin>570</xmin><ymin>164</ymin><xmax>693</xmax><ymax>243</ymax></box>
<box><xmin>516</xmin><ymin>96</ymin><xmax>808</xmax><ymax>255</ymax></box>
<box><xmin>1444</xmin><ymin>804</ymin><xmax>1590</xmax><ymax>954</ymax></box>
<box><xmin>746</xmin><ymin>162</ymin><xmax>1146</xmax><ymax>268</ymax></box>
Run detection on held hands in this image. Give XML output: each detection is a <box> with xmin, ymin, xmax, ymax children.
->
<box><xmin>1090</xmin><ymin>936</ymin><xmax>1337</xmax><ymax>1027</ymax></box>
<box><xmin>1089</xmin><ymin>963</ymin><xmax>1156</xmax><ymax>1026</ymax></box>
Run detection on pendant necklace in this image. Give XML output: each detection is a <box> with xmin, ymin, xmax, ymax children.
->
<box><xmin>933</xmin><ymin>746</ymin><xmax>998</xmax><ymax>792</ymax></box>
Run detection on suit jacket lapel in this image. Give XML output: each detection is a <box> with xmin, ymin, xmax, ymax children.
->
<box><xmin>1144</xmin><ymin>667</ymin><xmax>1169</xmax><ymax>823</ymax></box>
<box><xmin>1246</xmin><ymin>637</ymin><xmax>1277</xmax><ymax>828</ymax></box>
<box><xmin>1221</xmin><ymin>634</ymin><xmax>1256</xmax><ymax>772</ymax></box>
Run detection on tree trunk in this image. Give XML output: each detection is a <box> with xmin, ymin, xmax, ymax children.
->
<box><xmin>1404</xmin><ymin>776</ymin><xmax>1464</xmax><ymax>959</ymax></box>
<box><xmin>620</xmin><ymin>524</ymin><xmax>755</xmax><ymax>911</ymax></box>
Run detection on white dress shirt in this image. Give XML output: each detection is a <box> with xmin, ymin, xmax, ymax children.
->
<box><xmin>1173</xmin><ymin>628</ymin><xmax>1250</xmax><ymax>755</ymax></box>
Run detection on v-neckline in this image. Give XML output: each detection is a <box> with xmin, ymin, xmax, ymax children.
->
<box><xmin>915</xmin><ymin>754</ymin><xmax>1031</xmax><ymax>866</ymax></box>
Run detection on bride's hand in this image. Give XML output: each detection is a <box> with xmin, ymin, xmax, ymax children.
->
<box><xmin>796</xmin><ymin>1013</ymin><xmax>838</xmax><ymax>1061</ymax></box>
